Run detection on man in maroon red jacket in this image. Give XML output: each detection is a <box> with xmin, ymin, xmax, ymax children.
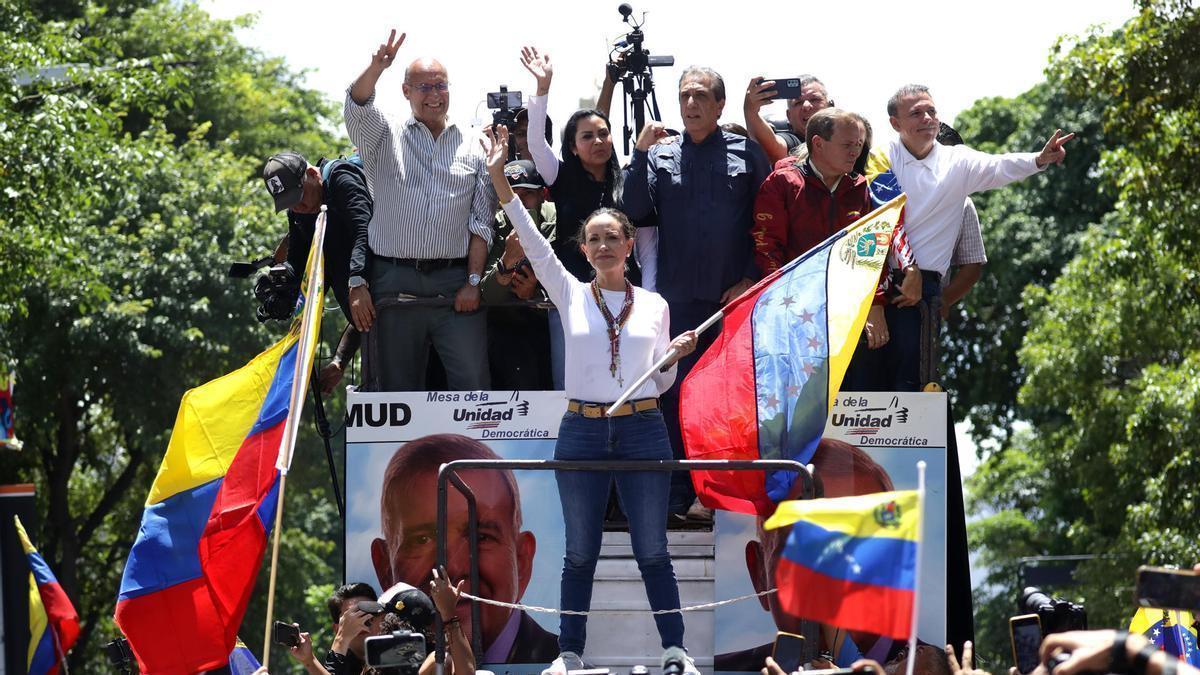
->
<box><xmin>751</xmin><ymin>108</ymin><xmax>920</xmax><ymax>349</ymax></box>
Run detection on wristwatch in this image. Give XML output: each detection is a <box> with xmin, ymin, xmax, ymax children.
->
<box><xmin>467</xmin><ymin>273</ymin><xmax>482</xmax><ymax>287</ymax></box>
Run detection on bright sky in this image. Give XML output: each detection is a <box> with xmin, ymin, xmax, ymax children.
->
<box><xmin>204</xmin><ymin>0</ymin><xmax>1136</xmax><ymax>155</ymax></box>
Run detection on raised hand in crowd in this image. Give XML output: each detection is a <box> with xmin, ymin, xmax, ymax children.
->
<box><xmin>520</xmin><ymin>46</ymin><xmax>553</xmax><ymax>96</ymax></box>
<box><xmin>1034</xmin><ymin>129</ymin><xmax>1075</xmax><ymax>168</ymax></box>
<box><xmin>510</xmin><ymin>267</ymin><xmax>540</xmax><ymax>300</ymax></box>
<box><xmin>351</xmin><ymin>29</ymin><xmax>405</xmax><ymax>104</ymax></box>
<box><xmin>331</xmin><ymin>606</ymin><xmax>372</xmax><ymax>656</ymax></box>
<box><xmin>430</xmin><ymin>565</ymin><xmax>465</xmax><ymax>620</ymax></box>
<box><xmin>635</xmin><ymin>121</ymin><xmax>671</xmax><ymax>152</ymax></box>
<box><xmin>743</xmin><ymin>76</ymin><xmax>777</xmax><ymax>123</ymax></box>
<box><xmin>286</xmin><ymin>625</ymin><xmax>331</xmax><ymax>675</ymax></box>
<box><xmin>482</xmin><ymin>126</ymin><xmax>516</xmax><ymax>203</ymax></box>
<box><xmin>946</xmin><ymin>641</ymin><xmax>990</xmax><ymax>675</ymax></box>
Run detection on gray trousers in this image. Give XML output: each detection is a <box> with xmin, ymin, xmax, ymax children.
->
<box><xmin>369</xmin><ymin>260</ymin><xmax>489</xmax><ymax>391</ymax></box>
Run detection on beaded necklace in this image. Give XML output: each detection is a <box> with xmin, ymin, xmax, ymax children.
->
<box><xmin>589</xmin><ymin>279</ymin><xmax>635</xmax><ymax>387</ymax></box>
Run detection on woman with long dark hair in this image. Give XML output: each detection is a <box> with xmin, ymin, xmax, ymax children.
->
<box><xmin>520</xmin><ymin>46</ymin><xmax>630</xmax><ymax>388</ymax></box>
<box><xmin>482</xmin><ymin>125</ymin><xmax>698</xmax><ymax>675</ymax></box>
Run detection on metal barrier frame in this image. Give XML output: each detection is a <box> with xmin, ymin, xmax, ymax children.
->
<box><xmin>431</xmin><ymin>458</ymin><xmax>814</xmax><ymax>671</ymax></box>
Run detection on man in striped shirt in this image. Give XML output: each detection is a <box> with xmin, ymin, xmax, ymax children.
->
<box><xmin>345</xmin><ymin>30</ymin><xmax>495</xmax><ymax>391</ymax></box>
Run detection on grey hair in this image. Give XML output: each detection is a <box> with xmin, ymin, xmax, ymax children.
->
<box><xmin>887</xmin><ymin>84</ymin><xmax>931</xmax><ymax>117</ymax></box>
<box><xmin>678</xmin><ymin>66</ymin><xmax>726</xmax><ymax>101</ymax></box>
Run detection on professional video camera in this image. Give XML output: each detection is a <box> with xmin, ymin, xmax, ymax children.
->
<box><xmin>1021</xmin><ymin>587</ymin><xmax>1088</xmax><ymax>635</ymax></box>
<box><xmin>487</xmin><ymin>85</ymin><xmax>523</xmax><ymax>161</ymax></box>
<box><xmin>608</xmin><ymin>3</ymin><xmax>674</xmax><ymax>154</ymax></box>
<box><xmin>105</xmin><ymin>636</ymin><xmax>133</xmax><ymax>674</ymax></box>
<box><xmin>252</xmin><ymin>262</ymin><xmax>300</xmax><ymax>323</ymax></box>
<box><xmin>365</xmin><ymin>630</ymin><xmax>426</xmax><ymax>674</ymax></box>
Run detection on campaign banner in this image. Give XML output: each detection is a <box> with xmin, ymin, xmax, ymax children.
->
<box><xmin>713</xmin><ymin>392</ymin><xmax>948</xmax><ymax>673</ymax></box>
<box><xmin>345</xmin><ymin>390</ymin><xmax>568</xmax><ymax>672</ymax></box>
<box><xmin>346</xmin><ymin>390</ymin><xmax>950</xmax><ymax>674</ymax></box>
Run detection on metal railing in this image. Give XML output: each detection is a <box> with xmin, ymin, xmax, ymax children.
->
<box><xmin>432</xmin><ymin>458</ymin><xmax>814</xmax><ymax>669</ymax></box>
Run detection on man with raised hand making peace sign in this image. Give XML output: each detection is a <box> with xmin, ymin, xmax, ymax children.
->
<box><xmin>344</xmin><ymin>30</ymin><xmax>495</xmax><ymax>392</ymax></box>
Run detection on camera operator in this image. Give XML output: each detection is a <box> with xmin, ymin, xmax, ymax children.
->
<box><xmin>262</xmin><ymin>150</ymin><xmax>373</xmax><ymax>393</ymax></box>
<box><xmin>743</xmin><ymin>75</ymin><xmax>834</xmax><ymax>165</ymax></box>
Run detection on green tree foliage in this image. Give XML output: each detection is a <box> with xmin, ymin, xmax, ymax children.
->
<box><xmin>0</xmin><ymin>0</ymin><xmax>349</xmax><ymax>670</ymax></box>
<box><xmin>967</xmin><ymin>1</ymin><xmax>1200</xmax><ymax>666</ymax></box>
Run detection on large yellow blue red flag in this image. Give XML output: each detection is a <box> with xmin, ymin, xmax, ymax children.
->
<box><xmin>15</xmin><ymin>515</ymin><xmax>79</xmax><ymax>675</ymax></box>
<box><xmin>114</xmin><ymin>214</ymin><xmax>326</xmax><ymax>673</ymax></box>
<box><xmin>1130</xmin><ymin>608</ymin><xmax>1200</xmax><ymax>667</ymax></box>
<box><xmin>765</xmin><ymin>489</ymin><xmax>921</xmax><ymax>640</ymax></box>
<box><xmin>680</xmin><ymin>196</ymin><xmax>906</xmax><ymax>516</ymax></box>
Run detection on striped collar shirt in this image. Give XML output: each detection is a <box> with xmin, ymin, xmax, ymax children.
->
<box><xmin>344</xmin><ymin>90</ymin><xmax>495</xmax><ymax>259</ymax></box>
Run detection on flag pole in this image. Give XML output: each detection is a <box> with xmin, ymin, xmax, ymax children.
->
<box><xmin>262</xmin><ymin>470</ymin><xmax>289</xmax><ymax>670</ymax></box>
<box><xmin>605</xmin><ymin>309</ymin><xmax>723</xmax><ymax>417</ymax></box>
<box><xmin>905</xmin><ymin>461</ymin><xmax>927</xmax><ymax>675</ymax></box>
<box><xmin>262</xmin><ymin>206</ymin><xmax>328</xmax><ymax>669</ymax></box>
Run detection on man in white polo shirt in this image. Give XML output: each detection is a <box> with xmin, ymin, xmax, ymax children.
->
<box><xmin>856</xmin><ymin>84</ymin><xmax>1073</xmax><ymax>391</ymax></box>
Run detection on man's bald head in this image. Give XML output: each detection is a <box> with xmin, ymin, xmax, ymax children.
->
<box><xmin>403</xmin><ymin>57</ymin><xmax>447</xmax><ymax>82</ymax></box>
<box><xmin>401</xmin><ymin>57</ymin><xmax>450</xmax><ymax>134</ymax></box>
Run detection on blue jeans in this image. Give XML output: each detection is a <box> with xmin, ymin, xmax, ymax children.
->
<box><xmin>554</xmin><ymin>409</ymin><xmax>684</xmax><ymax>655</ymax></box>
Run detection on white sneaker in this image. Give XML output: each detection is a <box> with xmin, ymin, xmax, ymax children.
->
<box><xmin>682</xmin><ymin>653</ymin><xmax>701</xmax><ymax>675</ymax></box>
<box><xmin>542</xmin><ymin>651</ymin><xmax>586</xmax><ymax>675</ymax></box>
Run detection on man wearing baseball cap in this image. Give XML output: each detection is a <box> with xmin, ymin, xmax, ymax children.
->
<box><xmin>262</xmin><ymin>150</ymin><xmax>374</xmax><ymax>392</ymax></box>
<box><xmin>481</xmin><ymin>159</ymin><xmax>557</xmax><ymax>389</ymax></box>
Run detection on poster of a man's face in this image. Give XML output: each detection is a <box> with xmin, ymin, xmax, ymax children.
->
<box><xmin>347</xmin><ymin>392</ymin><xmax>570</xmax><ymax>671</ymax></box>
<box><xmin>370</xmin><ymin>434</ymin><xmax>539</xmax><ymax>659</ymax></box>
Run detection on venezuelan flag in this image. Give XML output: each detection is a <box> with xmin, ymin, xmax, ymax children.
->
<box><xmin>1130</xmin><ymin>608</ymin><xmax>1200</xmax><ymax>667</ymax></box>
<box><xmin>766</xmin><ymin>490</ymin><xmax>920</xmax><ymax>640</ymax></box>
<box><xmin>114</xmin><ymin>214</ymin><xmax>326</xmax><ymax>673</ymax></box>
<box><xmin>15</xmin><ymin>515</ymin><xmax>80</xmax><ymax>675</ymax></box>
<box><xmin>680</xmin><ymin>196</ymin><xmax>906</xmax><ymax>516</ymax></box>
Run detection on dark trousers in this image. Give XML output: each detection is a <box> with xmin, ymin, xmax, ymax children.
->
<box><xmin>843</xmin><ymin>273</ymin><xmax>943</xmax><ymax>392</ymax></box>
<box><xmin>661</xmin><ymin>299</ymin><xmax>723</xmax><ymax>513</ymax></box>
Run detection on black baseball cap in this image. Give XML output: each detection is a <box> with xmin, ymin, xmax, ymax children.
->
<box><xmin>503</xmin><ymin>160</ymin><xmax>545</xmax><ymax>190</ymax></box>
<box><xmin>262</xmin><ymin>151</ymin><xmax>308</xmax><ymax>212</ymax></box>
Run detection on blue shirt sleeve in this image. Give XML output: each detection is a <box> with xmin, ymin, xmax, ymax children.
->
<box><xmin>621</xmin><ymin>148</ymin><xmax>655</xmax><ymax>219</ymax></box>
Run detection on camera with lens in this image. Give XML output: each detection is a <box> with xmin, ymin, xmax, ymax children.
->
<box><xmin>253</xmin><ymin>261</ymin><xmax>300</xmax><ymax>322</ymax></box>
<box><xmin>105</xmin><ymin>637</ymin><xmax>134</xmax><ymax>673</ymax></box>
<box><xmin>608</xmin><ymin>3</ymin><xmax>673</xmax><ymax>81</ymax></box>
<box><xmin>487</xmin><ymin>85</ymin><xmax>524</xmax><ymax>160</ymax></box>
<box><xmin>1021</xmin><ymin>586</ymin><xmax>1087</xmax><ymax>635</ymax></box>
<box><xmin>365</xmin><ymin>629</ymin><xmax>426</xmax><ymax>674</ymax></box>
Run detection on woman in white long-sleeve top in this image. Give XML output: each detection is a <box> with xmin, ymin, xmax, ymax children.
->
<box><xmin>482</xmin><ymin>125</ymin><xmax>698</xmax><ymax>675</ymax></box>
<box><xmin>519</xmin><ymin>46</ymin><xmax>660</xmax><ymax>389</ymax></box>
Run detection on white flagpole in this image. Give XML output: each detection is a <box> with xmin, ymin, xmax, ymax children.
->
<box><xmin>905</xmin><ymin>461</ymin><xmax>927</xmax><ymax>675</ymax></box>
<box><xmin>262</xmin><ymin>206</ymin><xmax>327</xmax><ymax>668</ymax></box>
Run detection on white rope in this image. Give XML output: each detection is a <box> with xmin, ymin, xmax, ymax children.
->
<box><xmin>458</xmin><ymin>588</ymin><xmax>777</xmax><ymax>616</ymax></box>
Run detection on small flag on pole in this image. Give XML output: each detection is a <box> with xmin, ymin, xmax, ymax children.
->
<box><xmin>765</xmin><ymin>489</ymin><xmax>921</xmax><ymax>640</ymax></box>
<box><xmin>15</xmin><ymin>515</ymin><xmax>80</xmax><ymax>675</ymax></box>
